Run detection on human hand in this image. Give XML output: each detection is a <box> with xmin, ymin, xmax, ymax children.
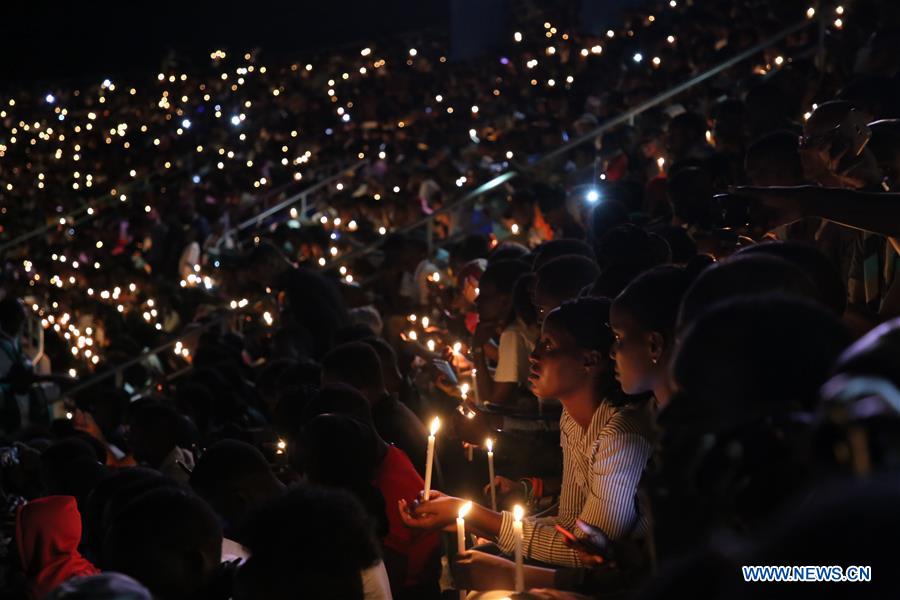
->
<box><xmin>398</xmin><ymin>491</ymin><xmax>462</xmax><ymax>532</ymax></box>
<box><xmin>451</xmin><ymin>550</ymin><xmax>515</xmax><ymax>590</ymax></box>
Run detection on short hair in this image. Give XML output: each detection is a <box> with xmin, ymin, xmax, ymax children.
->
<box><xmin>535</xmin><ymin>255</ymin><xmax>601</xmax><ymax>303</ymax></box>
<box><xmin>487</xmin><ymin>242</ymin><xmax>530</xmax><ymax>264</ymax></box>
<box><xmin>677</xmin><ymin>254</ymin><xmax>821</xmax><ymax>331</ymax></box>
<box><xmin>301</xmin><ymin>383</ymin><xmax>375</xmax><ymax>429</ymax></box>
<box><xmin>545</xmin><ymin>297</ymin><xmax>614</xmax><ymax>354</ymax></box>
<box><xmin>737</xmin><ymin>241</ymin><xmax>846</xmax><ymax>315</ymax></box>
<box><xmin>532</xmin><ymin>239</ymin><xmax>596</xmax><ymax>271</ymax></box>
<box><xmin>595</xmin><ymin>224</ymin><xmax>671</xmax><ymax>270</ymax></box>
<box><xmin>331</xmin><ymin>323</ymin><xmax>377</xmax><ymax>347</ymax></box>
<box><xmin>672</xmin><ymin>294</ymin><xmax>851</xmax><ymax>423</ymax></box>
<box><xmin>361</xmin><ymin>337</ymin><xmax>399</xmax><ymax>375</ymax></box>
<box><xmin>102</xmin><ymin>488</ymin><xmax>222</xmax><ymax>600</ymax></box>
<box><xmin>190</xmin><ymin>440</ymin><xmax>274</xmax><ymax>514</ymax></box>
<box><xmin>347</xmin><ymin>305</ymin><xmax>383</xmax><ymax>337</ymax></box>
<box><xmin>479</xmin><ymin>259</ymin><xmax>531</xmax><ymax>294</ymax></box>
<box><xmin>235</xmin><ymin>485</ymin><xmax>378</xmax><ymax>600</ymax></box>
<box><xmin>613</xmin><ymin>265</ymin><xmax>694</xmax><ymax>339</ymax></box>
<box><xmin>321</xmin><ymin>342</ymin><xmax>384</xmax><ymax>392</ymax></box>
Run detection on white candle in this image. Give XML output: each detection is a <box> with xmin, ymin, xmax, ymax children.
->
<box><xmin>456</xmin><ymin>501</ymin><xmax>473</xmax><ymax>600</ymax></box>
<box><xmin>486</xmin><ymin>438</ymin><xmax>496</xmax><ymax>511</ymax></box>
<box><xmin>472</xmin><ymin>369</ymin><xmax>480</xmax><ymax>404</ymax></box>
<box><xmin>424</xmin><ymin>417</ymin><xmax>440</xmax><ymax>498</ymax></box>
<box><xmin>513</xmin><ymin>504</ymin><xmax>525</xmax><ymax>592</ymax></box>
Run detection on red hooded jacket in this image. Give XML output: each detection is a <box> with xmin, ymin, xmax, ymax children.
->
<box><xmin>15</xmin><ymin>495</ymin><xmax>100</xmax><ymax>600</ymax></box>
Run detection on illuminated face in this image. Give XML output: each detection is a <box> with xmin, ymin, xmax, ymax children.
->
<box><xmin>608</xmin><ymin>303</ymin><xmax>656</xmax><ymax>395</ymax></box>
<box><xmin>528</xmin><ymin>318</ymin><xmax>591</xmax><ymax>401</ymax></box>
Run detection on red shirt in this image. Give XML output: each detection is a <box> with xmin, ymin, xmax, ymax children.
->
<box><xmin>375</xmin><ymin>445</ymin><xmax>441</xmax><ymax>587</ymax></box>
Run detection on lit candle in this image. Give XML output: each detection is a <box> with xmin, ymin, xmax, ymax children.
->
<box><xmin>453</xmin><ymin>341</ymin><xmax>462</xmax><ymax>355</ymax></box>
<box><xmin>513</xmin><ymin>504</ymin><xmax>525</xmax><ymax>592</ymax></box>
<box><xmin>486</xmin><ymin>438</ymin><xmax>496</xmax><ymax>511</ymax></box>
<box><xmin>421</xmin><ymin>316</ymin><xmax>430</xmax><ymax>329</ymax></box>
<box><xmin>408</xmin><ymin>330</ymin><xmax>418</xmax><ymax>342</ymax></box>
<box><xmin>657</xmin><ymin>156</ymin><xmax>666</xmax><ymax>174</ymax></box>
<box><xmin>472</xmin><ymin>369</ymin><xmax>480</xmax><ymax>404</ymax></box>
<box><xmin>427</xmin><ymin>339</ymin><xmax>436</xmax><ymax>353</ymax></box>
<box><xmin>456</xmin><ymin>501</ymin><xmax>473</xmax><ymax>600</ymax></box>
<box><xmin>511</xmin><ymin>223</ymin><xmax>520</xmax><ymax>235</ymax></box>
<box><xmin>424</xmin><ymin>417</ymin><xmax>440</xmax><ymax>498</ymax></box>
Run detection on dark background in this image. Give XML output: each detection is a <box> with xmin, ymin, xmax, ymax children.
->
<box><xmin>0</xmin><ymin>1</ymin><xmax>451</xmax><ymax>86</ymax></box>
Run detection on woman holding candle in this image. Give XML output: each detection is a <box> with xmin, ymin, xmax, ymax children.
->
<box><xmin>399</xmin><ymin>297</ymin><xmax>656</xmax><ymax>571</ymax></box>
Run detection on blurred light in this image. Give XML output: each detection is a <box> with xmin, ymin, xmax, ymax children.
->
<box><xmin>585</xmin><ymin>189</ymin><xmax>600</xmax><ymax>203</ymax></box>
<box><xmin>633</xmin><ymin>53</ymin><xmax>643</xmax><ymax>63</ymax></box>
<box><xmin>45</xmin><ymin>94</ymin><xmax>55</xmax><ymax>104</ymax></box>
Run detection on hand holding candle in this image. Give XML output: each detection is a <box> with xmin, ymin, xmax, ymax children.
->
<box><xmin>424</xmin><ymin>417</ymin><xmax>440</xmax><ymax>498</ymax></box>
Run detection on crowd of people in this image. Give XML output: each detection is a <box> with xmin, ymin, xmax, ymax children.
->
<box><xmin>2</xmin><ymin>0</ymin><xmax>900</xmax><ymax>598</ymax></box>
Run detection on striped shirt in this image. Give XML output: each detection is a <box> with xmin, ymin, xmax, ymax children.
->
<box><xmin>497</xmin><ymin>398</ymin><xmax>656</xmax><ymax>567</ymax></box>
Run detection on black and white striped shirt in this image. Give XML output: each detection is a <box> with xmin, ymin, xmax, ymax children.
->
<box><xmin>497</xmin><ymin>398</ymin><xmax>656</xmax><ymax>567</ymax></box>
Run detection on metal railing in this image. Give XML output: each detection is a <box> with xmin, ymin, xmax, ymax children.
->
<box><xmin>232</xmin><ymin>160</ymin><xmax>368</xmax><ymax>235</ymax></box>
<box><xmin>322</xmin><ymin>17</ymin><xmax>814</xmax><ymax>270</ymax></box>
<box><xmin>57</xmin><ymin>17</ymin><xmax>814</xmax><ymax>398</ymax></box>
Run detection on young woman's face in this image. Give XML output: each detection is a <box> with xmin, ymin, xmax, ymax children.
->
<box><xmin>528</xmin><ymin>318</ymin><xmax>590</xmax><ymax>400</ymax></box>
<box><xmin>609</xmin><ymin>303</ymin><xmax>657</xmax><ymax>395</ymax></box>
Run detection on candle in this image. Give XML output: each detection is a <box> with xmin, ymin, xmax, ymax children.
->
<box><xmin>656</xmin><ymin>156</ymin><xmax>666</xmax><ymax>174</ymax></box>
<box><xmin>513</xmin><ymin>504</ymin><xmax>525</xmax><ymax>592</ymax></box>
<box><xmin>421</xmin><ymin>316</ymin><xmax>430</xmax><ymax>329</ymax></box>
<box><xmin>424</xmin><ymin>417</ymin><xmax>440</xmax><ymax>498</ymax></box>
<box><xmin>456</xmin><ymin>501</ymin><xmax>473</xmax><ymax>600</ymax></box>
<box><xmin>486</xmin><ymin>438</ymin><xmax>496</xmax><ymax>511</ymax></box>
<box><xmin>472</xmin><ymin>369</ymin><xmax>480</xmax><ymax>404</ymax></box>
<box><xmin>427</xmin><ymin>339</ymin><xmax>436</xmax><ymax>353</ymax></box>
<box><xmin>276</xmin><ymin>438</ymin><xmax>287</xmax><ymax>455</ymax></box>
<box><xmin>452</xmin><ymin>341</ymin><xmax>462</xmax><ymax>355</ymax></box>
<box><xmin>408</xmin><ymin>330</ymin><xmax>418</xmax><ymax>342</ymax></box>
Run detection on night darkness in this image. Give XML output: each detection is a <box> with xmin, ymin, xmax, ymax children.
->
<box><xmin>0</xmin><ymin>1</ymin><xmax>450</xmax><ymax>87</ymax></box>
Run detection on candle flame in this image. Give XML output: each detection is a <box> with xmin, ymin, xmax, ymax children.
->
<box><xmin>430</xmin><ymin>416</ymin><xmax>441</xmax><ymax>436</ymax></box>
<box><xmin>453</xmin><ymin>341</ymin><xmax>462</xmax><ymax>354</ymax></box>
<box><xmin>486</xmin><ymin>438</ymin><xmax>493</xmax><ymax>452</ymax></box>
<box><xmin>513</xmin><ymin>504</ymin><xmax>524</xmax><ymax>522</ymax></box>
<box><xmin>458</xmin><ymin>501</ymin><xmax>473</xmax><ymax>519</ymax></box>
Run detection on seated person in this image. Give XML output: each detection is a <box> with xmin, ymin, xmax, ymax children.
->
<box><xmin>101</xmin><ymin>488</ymin><xmax>223</xmax><ymax>600</ymax></box>
<box><xmin>322</xmin><ymin>342</ymin><xmax>428</xmax><ymax>475</ymax></box>
<box><xmin>400</xmin><ymin>298</ymin><xmax>656</xmax><ymax>572</ymax></box>
<box><xmin>15</xmin><ymin>495</ymin><xmax>100</xmax><ymax>600</ymax></box>
<box><xmin>234</xmin><ymin>485</ymin><xmax>387</xmax><ymax>600</ymax></box>
<box><xmin>301</xmin><ymin>383</ymin><xmax>441</xmax><ymax>599</ymax></box>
